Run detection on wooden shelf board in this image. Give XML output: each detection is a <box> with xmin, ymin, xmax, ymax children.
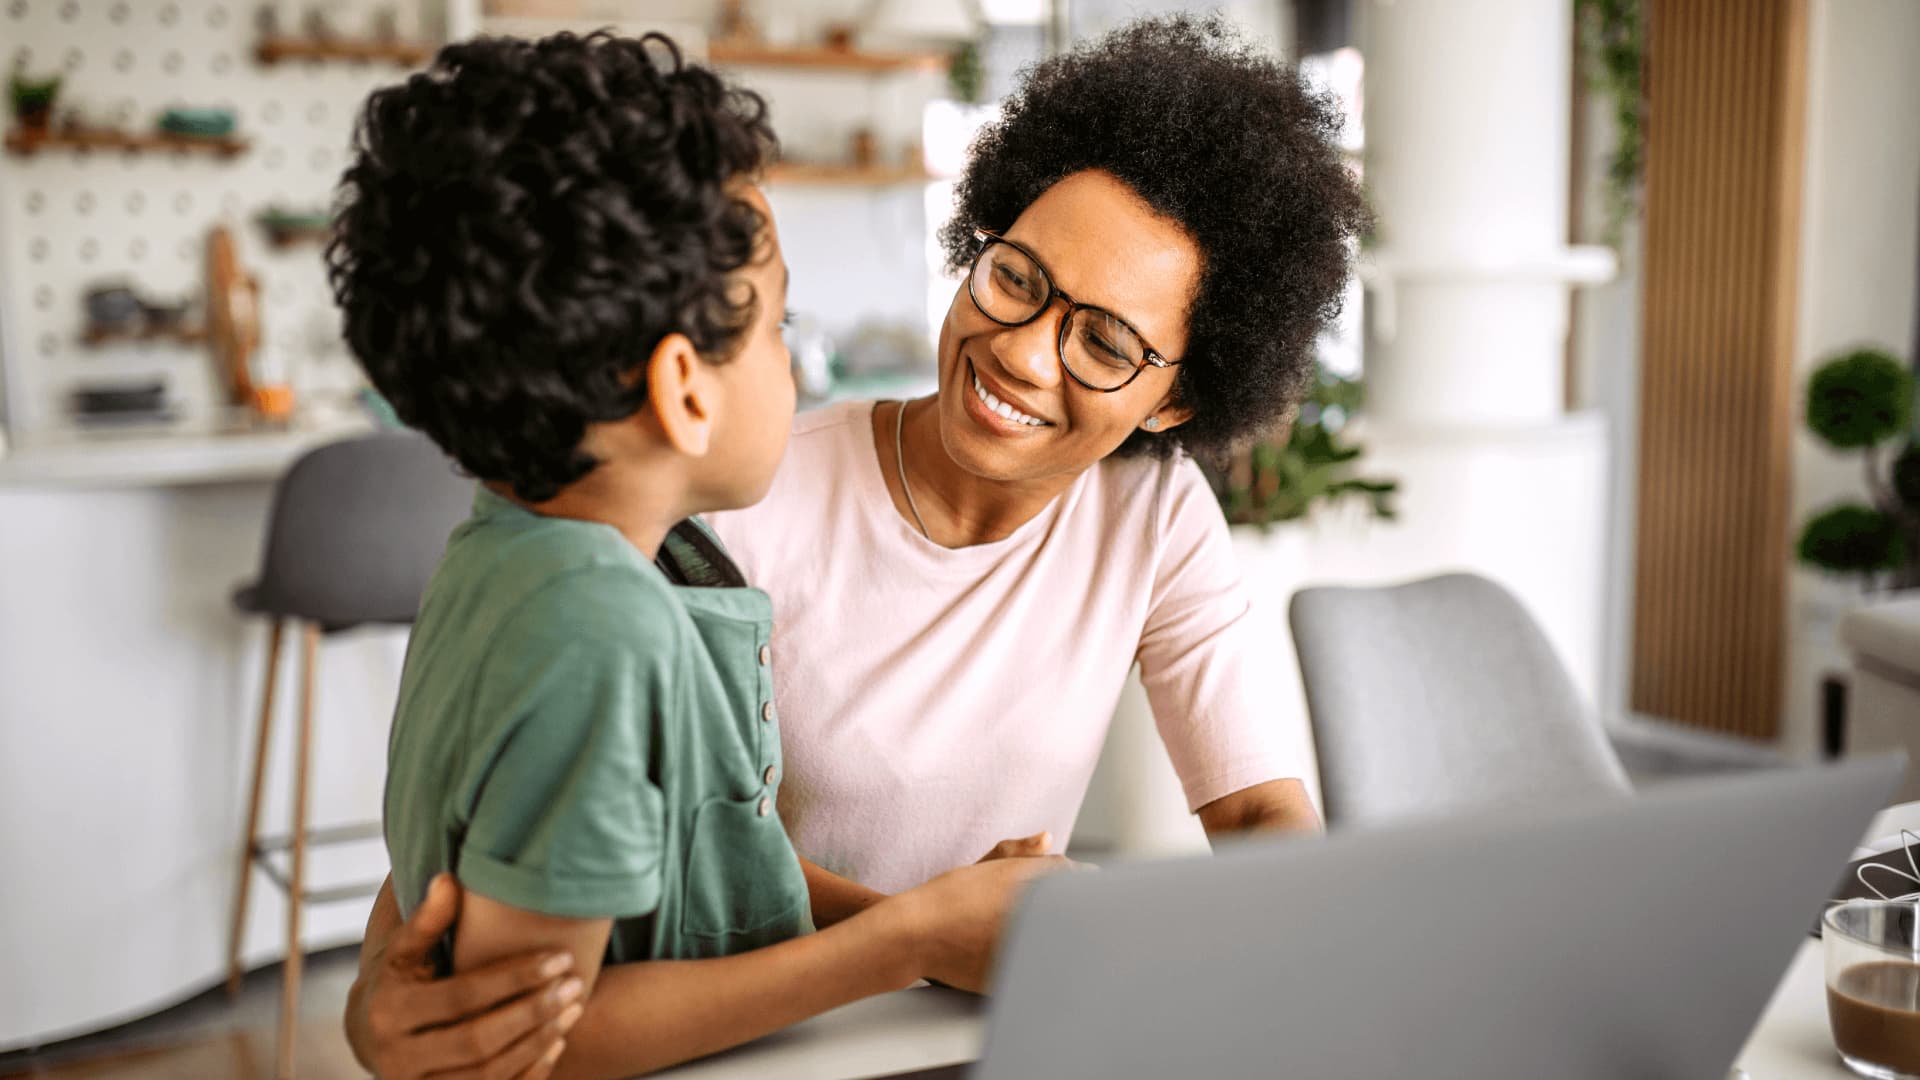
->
<box><xmin>5</xmin><ymin>127</ymin><xmax>249</xmax><ymax>158</ymax></box>
<box><xmin>766</xmin><ymin>162</ymin><xmax>935</xmax><ymax>186</ymax></box>
<box><xmin>259</xmin><ymin>222</ymin><xmax>333</xmax><ymax>248</ymax></box>
<box><xmin>255</xmin><ymin>36</ymin><xmax>433</xmax><ymax>66</ymax></box>
<box><xmin>80</xmin><ymin>326</ymin><xmax>207</xmax><ymax>348</ymax></box>
<box><xmin>709</xmin><ymin>40</ymin><xmax>944</xmax><ymax>74</ymax></box>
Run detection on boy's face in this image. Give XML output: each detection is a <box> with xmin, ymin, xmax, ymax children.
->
<box><xmin>701</xmin><ymin>185</ymin><xmax>795</xmax><ymax>509</ymax></box>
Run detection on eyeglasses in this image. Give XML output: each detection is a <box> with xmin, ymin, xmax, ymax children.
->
<box><xmin>966</xmin><ymin>229</ymin><xmax>1180</xmax><ymax>393</ymax></box>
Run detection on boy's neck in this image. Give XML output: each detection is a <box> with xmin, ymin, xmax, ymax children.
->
<box><xmin>487</xmin><ymin>462</ymin><xmax>689</xmax><ymax>559</ymax></box>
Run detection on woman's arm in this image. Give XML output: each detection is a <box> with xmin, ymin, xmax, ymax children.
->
<box><xmin>347</xmin><ymin>874</ymin><xmax>584</xmax><ymax>1080</ymax></box>
<box><xmin>1197</xmin><ymin>778</ymin><xmax>1321</xmax><ymax>841</ymax></box>
<box><xmin>458</xmin><ymin>856</ymin><xmax>1061</xmax><ymax>1080</ymax></box>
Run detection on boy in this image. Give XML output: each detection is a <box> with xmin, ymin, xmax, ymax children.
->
<box><xmin>330</xmin><ymin>31</ymin><xmax>1058</xmax><ymax>1079</ymax></box>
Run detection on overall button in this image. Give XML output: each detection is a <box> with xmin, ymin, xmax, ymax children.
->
<box><xmin>757</xmin><ymin>796</ymin><xmax>773</xmax><ymax>817</ymax></box>
<box><xmin>758</xmin><ymin>644</ymin><xmax>770</xmax><ymax>667</ymax></box>
<box><xmin>763</xmin><ymin>765</ymin><xmax>778</xmax><ymax>785</ymax></box>
<box><xmin>761</xmin><ymin>701</ymin><xmax>774</xmax><ymax>723</ymax></box>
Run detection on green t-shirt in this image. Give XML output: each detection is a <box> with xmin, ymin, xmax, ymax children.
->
<box><xmin>384</xmin><ymin>486</ymin><xmax>810</xmax><ymax>963</ymax></box>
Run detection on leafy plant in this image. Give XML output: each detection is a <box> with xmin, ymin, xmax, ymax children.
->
<box><xmin>1576</xmin><ymin>0</ymin><xmax>1644</xmax><ymax>245</ymax></box>
<box><xmin>8</xmin><ymin>67</ymin><xmax>61</xmax><ymax>129</ymax></box>
<box><xmin>1205</xmin><ymin>366</ymin><xmax>1398</xmax><ymax>527</ymax></box>
<box><xmin>947</xmin><ymin>41</ymin><xmax>984</xmax><ymax>105</ymax></box>
<box><xmin>1796</xmin><ymin>346</ymin><xmax>1920</xmax><ymax>590</ymax></box>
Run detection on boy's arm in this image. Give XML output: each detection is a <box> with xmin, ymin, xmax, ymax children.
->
<box><xmin>462</xmin><ymin>853</ymin><xmax>1061</xmax><ymax>1080</ymax></box>
<box><xmin>347</xmin><ymin>874</ymin><xmax>582</xmax><ymax>1079</ymax></box>
<box><xmin>797</xmin><ymin>832</ymin><xmax>1055</xmax><ymax>928</ymax></box>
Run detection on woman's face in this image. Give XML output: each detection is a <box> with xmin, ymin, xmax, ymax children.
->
<box><xmin>933</xmin><ymin>169</ymin><xmax>1201</xmax><ymax>485</ymax></box>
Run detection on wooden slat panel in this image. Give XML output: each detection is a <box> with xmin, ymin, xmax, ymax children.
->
<box><xmin>1631</xmin><ymin>0</ymin><xmax>1808</xmax><ymax>737</ymax></box>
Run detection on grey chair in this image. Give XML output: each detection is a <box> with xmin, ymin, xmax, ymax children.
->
<box><xmin>1290</xmin><ymin>572</ymin><xmax>1786</xmax><ymax>828</ymax></box>
<box><xmin>225</xmin><ymin>431</ymin><xmax>469</xmax><ymax>1080</ymax></box>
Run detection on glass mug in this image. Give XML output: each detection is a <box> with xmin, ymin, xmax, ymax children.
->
<box><xmin>1825</xmin><ymin>900</ymin><xmax>1920</xmax><ymax>1079</ymax></box>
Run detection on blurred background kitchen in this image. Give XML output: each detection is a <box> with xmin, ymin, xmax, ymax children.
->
<box><xmin>0</xmin><ymin>0</ymin><xmax>1915</xmax><ymax>1076</ymax></box>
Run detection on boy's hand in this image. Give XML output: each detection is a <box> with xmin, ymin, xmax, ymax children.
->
<box><xmin>348</xmin><ymin>874</ymin><xmax>585</xmax><ymax>1080</ymax></box>
<box><xmin>897</xmin><ymin>855</ymin><xmax>1071</xmax><ymax>994</ymax></box>
<box><xmin>976</xmin><ymin>831</ymin><xmax>1052</xmax><ymax>862</ymax></box>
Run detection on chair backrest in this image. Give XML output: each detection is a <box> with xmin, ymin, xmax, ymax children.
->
<box><xmin>1289</xmin><ymin>572</ymin><xmax>1629</xmax><ymax>828</ymax></box>
<box><xmin>250</xmin><ymin>431</ymin><xmax>471</xmax><ymax>628</ymax></box>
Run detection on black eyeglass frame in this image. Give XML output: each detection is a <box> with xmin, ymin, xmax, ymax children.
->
<box><xmin>966</xmin><ymin>228</ymin><xmax>1182</xmax><ymax>393</ymax></box>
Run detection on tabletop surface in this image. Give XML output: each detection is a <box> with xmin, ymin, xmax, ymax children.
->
<box><xmin>654</xmin><ymin>799</ymin><xmax>1920</xmax><ymax>1080</ymax></box>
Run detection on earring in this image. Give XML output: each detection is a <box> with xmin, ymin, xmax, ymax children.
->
<box><xmin>1143</xmin><ymin>416</ymin><xmax>1162</xmax><ymax>432</ymax></box>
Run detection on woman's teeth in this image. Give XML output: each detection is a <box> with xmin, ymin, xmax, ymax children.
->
<box><xmin>973</xmin><ymin>372</ymin><xmax>1048</xmax><ymax>427</ymax></box>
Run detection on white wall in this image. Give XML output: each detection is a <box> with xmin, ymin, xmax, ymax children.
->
<box><xmin>1781</xmin><ymin>0</ymin><xmax>1920</xmax><ymax>756</ymax></box>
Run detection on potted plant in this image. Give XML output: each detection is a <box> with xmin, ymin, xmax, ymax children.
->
<box><xmin>8</xmin><ymin>67</ymin><xmax>62</xmax><ymax>132</ymax></box>
<box><xmin>1796</xmin><ymin>345</ymin><xmax>1920</xmax><ymax>591</ymax></box>
<box><xmin>1204</xmin><ymin>365</ymin><xmax>1398</xmax><ymax>528</ymax></box>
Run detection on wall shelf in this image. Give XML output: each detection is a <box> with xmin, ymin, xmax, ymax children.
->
<box><xmin>708</xmin><ymin>39</ymin><xmax>945</xmax><ymax>74</ymax></box>
<box><xmin>767</xmin><ymin>162</ymin><xmax>934</xmax><ymax>186</ymax></box>
<box><xmin>80</xmin><ymin>325</ymin><xmax>206</xmax><ymax>348</ymax></box>
<box><xmin>259</xmin><ymin>222</ymin><xmax>332</xmax><ymax>249</ymax></box>
<box><xmin>4</xmin><ymin>127</ymin><xmax>249</xmax><ymax>159</ymax></box>
<box><xmin>254</xmin><ymin>36</ymin><xmax>433</xmax><ymax>67</ymax></box>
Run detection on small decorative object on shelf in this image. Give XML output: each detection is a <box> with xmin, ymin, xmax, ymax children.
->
<box><xmin>68</xmin><ymin>378</ymin><xmax>174</xmax><ymax>426</ymax></box>
<box><xmin>717</xmin><ymin>0</ymin><xmax>759</xmax><ymax>44</ymax></box>
<box><xmin>8</xmin><ymin>65</ymin><xmax>61</xmax><ymax>132</ymax></box>
<box><xmin>849</xmin><ymin>127</ymin><xmax>876</xmax><ymax>167</ymax></box>
<box><xmin>159</xmin><ymin>107</ymin><xmax>238</xmax><ymax>140</ymax></box>
<box><xmin>206</xmin><ymin>225</ymin><xmax>289</xmax><ymax>421</ymax></box>
<box><xmin>255</xmin><ymin>0</ymin><xmax>430</xmax><ymax>67</ymax></box>
<box><xmin>256</xmin><ymin>205</ymin><xmax>333</xmax><ymax>248</ymax></box>
<box><xmin>80</xmin><ymin>283</ymin><xmax>203</xmax><ymax>346</ymax></box>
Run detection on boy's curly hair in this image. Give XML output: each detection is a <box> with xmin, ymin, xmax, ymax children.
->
<box><xmin>329</xmin><ymin>32</ymin><xmax>776</xmax><ymax>502</ymax></box>
<box><xmin>938</xmin><ymin>14</ymin><xmax>1371</xmax><ymax>461</ymax></box>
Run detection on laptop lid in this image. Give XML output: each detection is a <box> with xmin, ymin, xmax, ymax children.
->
<box><xmin>976</xmin><ymin>756</ymin><xmax>1903</xmax><ymax>1080</ymax></box>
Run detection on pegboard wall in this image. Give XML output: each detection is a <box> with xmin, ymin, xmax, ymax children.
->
<box><xmin>0</xmin><ymin>0</ymin><xmax>437</xmax><ymax>436</ymax></box>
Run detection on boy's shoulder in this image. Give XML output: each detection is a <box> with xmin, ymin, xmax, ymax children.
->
<box><xmin>433</xmin><ymin>490</ymin><xmax>687</xmax><ymax>654</ymax></box>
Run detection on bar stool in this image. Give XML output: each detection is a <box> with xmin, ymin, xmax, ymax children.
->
<box><xmin>225</xmin><ymin>430</ymin><xmax>470</xmax><ymax>1080</ymax></box>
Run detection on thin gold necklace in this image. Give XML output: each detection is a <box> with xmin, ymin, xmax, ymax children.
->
<box><xmin>894</xmin><ymin>398</ymin><xmax>932</xmax><ymax>540</ymax></box>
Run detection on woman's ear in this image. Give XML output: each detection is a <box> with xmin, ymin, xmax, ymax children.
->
<box><xmin>1144</xmin><ymin>395</ymin><xmax>1195</xmax><ymax>433</ymax></box>
<box><xmin>644</xmin><ymin>334</ymin><xmax>714</xmax><ymax>457</ymax></box>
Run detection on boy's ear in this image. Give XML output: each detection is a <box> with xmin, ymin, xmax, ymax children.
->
<box><xmin>644</xmin><ymin>333</ymin><xmax>714</xmax><ymax>457</ymax></box>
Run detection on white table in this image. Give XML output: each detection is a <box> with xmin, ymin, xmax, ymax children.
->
<box><xmin>1733</xmin><ymin>800</ymin><xmax>1920</xmax><ymax>1077</ymax></box>
<box><xmin>655</xmin><ymin>800</ymin><xmax>1920</xmax><ymax>1080</ymax></box>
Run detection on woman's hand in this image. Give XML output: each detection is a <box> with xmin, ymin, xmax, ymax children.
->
<box><xmin>895</xmin><ymin>854</ymin><xmax>1070</xmax><ymax>993</ymax></box>
<box><xmin>347</xmin><ymin>874</ymin><xmax>585</xmax><ymax>1080</ymax></box>
<box><xmin>976</xmin><ymin>831</ymin><xmax>1052</xmax><ymax>863</ymax></box>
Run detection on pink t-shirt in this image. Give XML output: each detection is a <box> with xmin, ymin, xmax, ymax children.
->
<box><xmin>705</xmin><ymin>401</ymin><xmax>1292</xmax><ymax>892</ymax></box>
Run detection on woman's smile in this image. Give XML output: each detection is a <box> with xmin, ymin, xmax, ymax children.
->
<box><xmin>963</xmin><ymin>360</ymin><xmax>1054</xmax><ymax>436</ymax></box>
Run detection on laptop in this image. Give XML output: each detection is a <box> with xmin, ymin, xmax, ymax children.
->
<box><xmin>915</xmin><ymin>755</ymin><xmax>1902</xmax><ymax>1080</ymax></box>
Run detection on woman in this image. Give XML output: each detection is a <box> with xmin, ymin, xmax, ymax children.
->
<box><xmin>348</xmin><ymin>14</ymin><xmax>1369</xmax><ymax>1078</ymax></box>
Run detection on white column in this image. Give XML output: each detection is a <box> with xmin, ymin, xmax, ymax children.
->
<box><xmin>1352</xmin><ymin>0</ymin><xmax>1615</xmax><ymax>699</ymax></box>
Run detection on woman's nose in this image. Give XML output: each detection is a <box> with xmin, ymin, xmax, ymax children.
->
<box><xmin>989</xmin><ymin>308</ymin><xmax>1065</xmax><ymax>389</ymax></box>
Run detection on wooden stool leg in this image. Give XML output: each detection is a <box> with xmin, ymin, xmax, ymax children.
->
<box><xmin>277</xmin><ymin>622</ymin><xmax>320</xmax><ymax>1080</ymax></box>
<box><xmin>227</xmin><ymin>619</ymin><xmax>283</xmax><ymax>999</ymax></box>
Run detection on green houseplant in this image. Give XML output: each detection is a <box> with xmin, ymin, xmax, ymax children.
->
<box><xmin>1796</xmin><ymin>346</ymin><xmax>1920</xmax><ymax>591</ymax></box>
<box><xmin>1205</xmin><ymin>366</ymin><xmax>1398</xmax><ymax>527</ymax></box>
<box><xmin>1576</xmin><ymin>0</ymin><xmax>1645</xmax><ymax>245</ymax></box>
<box><xmin>8</xmin><ymin>67</ymin><xmax>62</xmax><ymax>131</ymax></box>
